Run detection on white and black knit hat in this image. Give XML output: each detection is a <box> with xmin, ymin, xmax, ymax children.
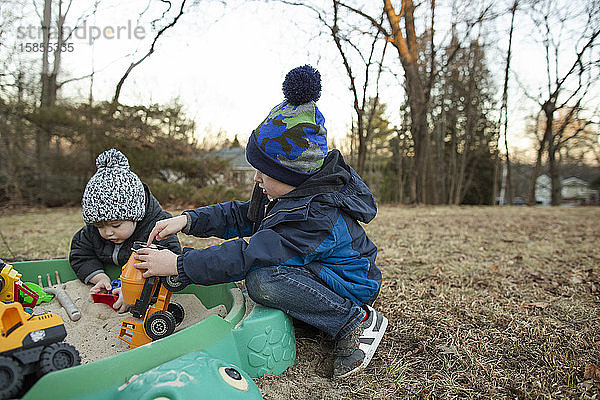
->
<box><xmin>81</xmin><ymin>149</ymin><xmax>145</xmax><ymax>224</ymax></box>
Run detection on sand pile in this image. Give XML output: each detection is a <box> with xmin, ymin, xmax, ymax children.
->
<box><xmin>34</xmin><ymin>279</ymin><xmax>227</xmax><ymax>364</ymax></box>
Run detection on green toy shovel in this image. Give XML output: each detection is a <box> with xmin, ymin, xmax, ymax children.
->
<box><xmin>22</xmin><ymin>282</ymin><xmax>54</xmax><ymax>305</ymax></box>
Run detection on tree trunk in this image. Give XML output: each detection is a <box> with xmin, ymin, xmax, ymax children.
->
<box><xmin>356</xmin><ymin>116</ymin><xmax>367</xmax><ymax>176</ymax></box>
<box><xmin>406</xmin><ymin>72</ymin><xmax>428</xmax><ymax>204</ymax></box>
<box><xmin>492</xmin><ymin>153</ymin><xmax>499</xmax><ymax>204</ymax></box>
<box><xmin>548</xmin><ymin>140</ymin><xmax>561</xmax><ymax>205</ymax></box>
<box><xmin>528</xmin><ymin>104</ymin><xmax>555</xmax><ymax>205</ymax></box>
<box><xmin>384</xmin><ymin>0</ymin><xmax>429</xmax><ymax>204</ymax></box>
<box><xmin>500</xmin><ymin>1</ymin><xmax>518</xmax><ymax>205</ymax></box>
<box><xmin>37</xmin><ymin>0</ymin><xmax>54</xmax><ymax>205</ymax></box>
<box><xmin>448</xmin><ymin>123</ymin><xmax>457</xmax><ymax>204</ymax></box>
<box><xmin>40</xmin><ymin>0</ymin><xmax>52</xmax><ymax>108</ymax></box>
<box><xmin>396</xmin><ymin>140</ymin><xmax>404</xmax><ymax>203</ymax></box>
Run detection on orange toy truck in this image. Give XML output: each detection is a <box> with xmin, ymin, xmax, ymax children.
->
<box><xmin>118</xmin><ymin>242</ymin><xmax>186</xmax><ymax>349</ymax></box>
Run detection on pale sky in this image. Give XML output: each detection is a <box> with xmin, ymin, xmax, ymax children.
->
<box><xmin>12</xmin><ymin>0</ymin><xmax>355</xmax><ymax>146</ymax></box>
<box><xmin>6</xmin><ymin>0</ymin><xmax>595</xmax><ymax>157</ymax></box>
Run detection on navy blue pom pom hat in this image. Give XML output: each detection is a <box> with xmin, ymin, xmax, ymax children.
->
<box><xmin>246</xmin><ymin>65</ymin><xmax>328</xmax><ymax>187</ymax></box>
<box><xmin>81</xmin><ymin>149</ymin><xmax>145</xmax><ymax>224</ymax></box>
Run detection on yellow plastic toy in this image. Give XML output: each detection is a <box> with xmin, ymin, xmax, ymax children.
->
<box><xmin>0</xmin><ymin>261</ymin><xmax>39</xmax><ymax>307</ymax></box>
<box><xmin>0</xmin><ymin>301</ymin><xmax>81</xmax><ymax>398</ymax></box>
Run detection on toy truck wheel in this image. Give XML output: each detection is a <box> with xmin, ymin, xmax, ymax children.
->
<box><xmin>161</xmin><ymin>275</ymin><xmax>186</xmax><ymax>292</ymax></box>
<box><xmin>39</xmin><ymin>342</ymin><xmax>81</xmax><ymax>375</ymax></box>
<box><xmin>167</xmin><ymin>301</ymin><xmax>185</xmax><ymax>326</ymax></box>
<box><xmin>0</xmin><ymin>356</ymin><xmax>24</xmax><ymax>399</ymax></box>
<box><xmin>144</xmin><ymin>310</ymin><xmax>176</xmax><ymax>340</ymax></box>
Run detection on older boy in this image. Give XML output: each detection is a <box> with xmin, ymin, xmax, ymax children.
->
<box><xmin>134</xmin><ymin>66</ymin><xmax>387</xmax><ymax>378</ymax></box>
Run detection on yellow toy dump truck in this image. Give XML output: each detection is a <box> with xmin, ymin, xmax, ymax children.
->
<box><xmin>0</xmin><ymin>261</ymin><xmax>39</xmax><ymax>307</ymax></box>
<box><xmin>0</xmin><ymin>301</ymin><xmax>81</xmax><ymax>399</ymax></box>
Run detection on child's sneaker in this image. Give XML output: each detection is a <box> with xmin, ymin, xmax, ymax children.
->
<box><xmin>333</xmin><ymin>304</ymin><xmax>388</xmax><ymax>378</ymax></box>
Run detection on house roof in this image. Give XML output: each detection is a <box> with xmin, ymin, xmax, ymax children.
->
<box><xmin>211</xmin><ymin>146</ymin><xmax>254</xmax><ymax>171</ymax></box>
<box><xmin>561</xmin><ymin>176</ymin><xmax>589</xmax><ymax>186</ymax></box>
<box><xmin>537</xmin><ymin>174</ymin><xmax>590</xmax><ymax>186</ymax></box>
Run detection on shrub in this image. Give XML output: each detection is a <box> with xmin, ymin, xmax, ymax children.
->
<box><xmin>146</xmin><ymin>180</ymin><xmax>197</xmax><ymax>206</ymax></box>
<box><xmin>147</xmin><ymin>180</ymin><xmax>251</xmax><ymax>208</ymax></box>
<box><xmin>191</xmin><ymin>184</ymin><xmax>249</xmax><ymax>206</ymax></box>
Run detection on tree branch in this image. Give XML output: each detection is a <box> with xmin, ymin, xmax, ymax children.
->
<box><xmin>337</xmin><ymin>1</ymin><xmax>390</xmax><ymax>38</ymax></box>
<box><xmin>113</xmin><ymin>0</ymin><xmax>187</xmax><ymax>104</ymax></box>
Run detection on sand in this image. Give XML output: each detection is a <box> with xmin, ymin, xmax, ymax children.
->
<box><xmin>33</xmin><ymin>280</ymin><xmax>227</xmax><ymax>364</ymax></box>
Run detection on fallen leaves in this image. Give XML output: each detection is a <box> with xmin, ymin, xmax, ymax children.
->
<box><xmin>404</xmin><ymin>344</ymin><xmax>423</xmax><ymax>357</ymax></box>
<box><xmin>571</xmin><ymin>275</ymin><xmax>584</xmax><ymax>284</ymax></box>
<box><xmin>436</xmin><ymin>344</ymin><xmax>459</xmax><ymax>356</ymax></box>
<box><xmin>584</xmin><ymin>364</ymin><xmax>600</xmax><ymax>381</ymax></box>
<box><xmin>383</xmin><ymin>280</ymin><xmax>398</xmax><ymax>289</ymax></box>
<box><xmin>520</xmin><ymin>302</ymin><xmax>550</xmax><ymax>310</ymax></box>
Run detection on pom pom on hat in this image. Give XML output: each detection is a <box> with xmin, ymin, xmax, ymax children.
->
<box><xmin>82</xmin><ymin>149</ymin><xmax>145</xmax><ymax>224</ymax></box>
<box><xmin>246</xmin><ymin>65</ymin><xmax>327</xmax><ymax>187</ymax></box>
<box><xmin>282</xmin><ymin>65</ymin><xmax>321</xmax><ymax>106</ymax></box>
<box><xmin>96</xmin><ymin>148</ymin><xmax>130</xmax><ymax>170</ymax></box>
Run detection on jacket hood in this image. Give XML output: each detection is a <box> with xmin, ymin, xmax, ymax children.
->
<box><xmin>130</xmin><ymin>184</ymin><xmax>165</xmax><ymax>237</ymax></box>
<box><xmin>281</xmin><ymin>149</ymin><xmax>377</xmax><ymax>223</ymax></box>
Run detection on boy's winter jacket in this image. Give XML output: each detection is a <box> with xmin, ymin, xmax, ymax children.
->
<box><xmin>177</xmin><ymin>150</ymin><xmax>381</xmax><ymax>306</ymax></box>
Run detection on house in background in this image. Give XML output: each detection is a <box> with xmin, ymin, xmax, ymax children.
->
<box><xmin>211</xmin><ymin>145</ymin><xmax>255</xmax><ymax>185</ymax></box>
<box><xmin>535</xmin><ymin>175</ymin><xmax>552</xmax><ymax>205</ymax></box>
<box><xmin>561</xmin><ymin>176</ymin><xmax>599</xmax><ymax>205</ymax></box>
<box><xmin>535</xmin><ymin>174</ymin><xmax>599</xmax><ymax>205</ymax></box>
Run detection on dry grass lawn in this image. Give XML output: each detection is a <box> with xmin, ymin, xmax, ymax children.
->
<box><xmin>1</xmin><ymin>205</ymin><xmax>599</xmax><ymax>399</ymax></box>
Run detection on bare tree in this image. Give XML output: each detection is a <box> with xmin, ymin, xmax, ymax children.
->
<box><xmin>336</xmin><ymin>0</ymin><xmax>493</xmax><ymax>203</ymax></box>
<box><xmin>331</xmin><ymin>1</ymin><xmax>388</xmax><ymax>176</ymax></box>
<box><xmin>113</xmin><ymin>0</ymin><xmax>187</xmax><ymax>104</ymax></box>
<box><xmin>36</xmin><ymin>0</ymin><xmax>59</xmax><ymax>203</ymax></box>
<box><xmin>32</xmin><ymin>0</ymin><xmax>95</xmax><ymax>202</ymax></box>
<box><xmin>526</xmin><ymin>0</ymin><xmax>600</xmax><ymax>205</ymax></box>
<box><xmin>431</xmin><ymin>35</ymin><xmax>497</xmax><ymax>205</ymax></box>
<box><xmin>562</xmin><ymin>113</ymin><xmax>600</xmax><ymax>165</ymax></box>
<box><xmin>278</xmin><ymin>0</ymin><xmax>389</xmax><ymax>177</ymax></box>
<box><xmin>496</xmin><ymin>0</ymin><xmax>518</xmax><ymax>205</ymax></box>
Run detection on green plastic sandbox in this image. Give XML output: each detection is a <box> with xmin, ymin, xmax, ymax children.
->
<box><xmin>12</xmin><ymin>259</ymin><xmax>296</xmax><ymax>400</ymax></box>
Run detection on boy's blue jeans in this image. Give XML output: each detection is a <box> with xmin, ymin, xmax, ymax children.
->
<box><xmin>245</xmin><ymin>265</ymin><xmax>365</xmax><ymax>340</ymax></box>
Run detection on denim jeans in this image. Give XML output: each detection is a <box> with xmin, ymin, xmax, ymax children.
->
<box><xmin>245</xmin><ymin>265</ymin><xmax>365</xmax><ymax>340</ymax></box>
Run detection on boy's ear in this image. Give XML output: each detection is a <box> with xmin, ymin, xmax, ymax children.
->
<box><xmin>247</xmin><ymin>183</ymin><xmax>265</xmax><ymax>222</ymax></box>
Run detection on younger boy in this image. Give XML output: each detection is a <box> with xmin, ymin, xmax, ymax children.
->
<box><xmin>69</xmin><ymin>148</ymin><xmax>181</xmax><ymax>312</ymax></box>
<box><xmin>134</xmin><ymin>65</ymin><xmax>387</xmax><ymax>378</ymax></box>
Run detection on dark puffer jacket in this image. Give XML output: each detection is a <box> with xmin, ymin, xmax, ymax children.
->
<box><xmin>70</xmin><ymin>184</ymin><xmax>181</xmax><ymax>283</ymax></box>
<box><xmin>176</xmin><ymin>150</ymin><xmax>381</xmax><ymax>306</ymax></box>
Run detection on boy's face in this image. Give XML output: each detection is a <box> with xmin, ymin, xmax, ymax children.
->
<box><xmin>94</xmin><ymin>220</ymin><xmax>137</xmax><ymax>244</ymax></box>
<box><xmin>254</xmin><ymin>170</ymin><xmax>296</xmax><ymax>200</ymax></box>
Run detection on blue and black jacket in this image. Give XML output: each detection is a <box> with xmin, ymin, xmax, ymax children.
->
<box><xmin>176</xmin><ymin>150</ymin><xmax>381</xmax><ymax>306</ymax></box>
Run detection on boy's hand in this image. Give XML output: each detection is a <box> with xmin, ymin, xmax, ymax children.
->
<box><xmin>146</xmin><ymin>215</ymin><xmax>188</xmax><ymax>246</ymax></box>
<box><xmin>89</xmin><ymin>273</ymin><xmax>112</xmax><ymax>294</ymax></box>
<box><xmin>111</xmin><ymin>287</ymin><xmax>130</xmax><ymax>314</ymax></box>
<box><xmin>133</xmin><ymin>248</ymin><xmax>178</xmax><ymax>278</ymax></box>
